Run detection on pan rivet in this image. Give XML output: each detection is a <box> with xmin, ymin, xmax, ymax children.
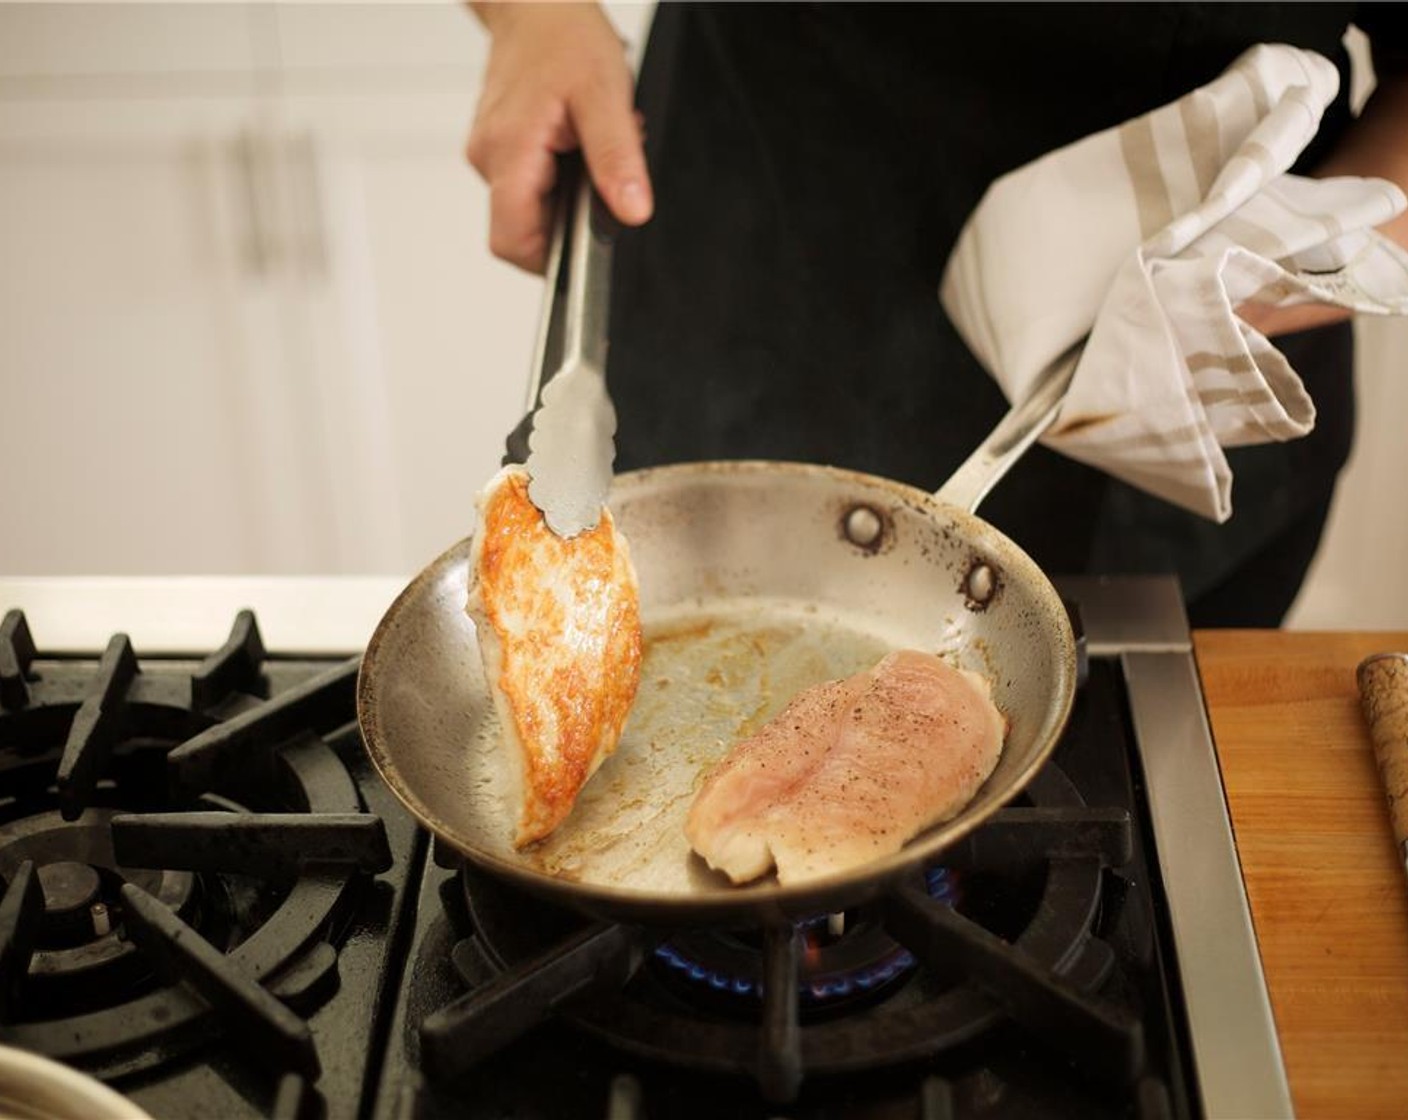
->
<box><xmin>843</xmin><ymin>506</ymin><xmax>884</xmax><ymax>549</ymax></box>
<box><xmin>967</xmin><ymin>564</ymin><xmax>995</xmax><ymax>605</ymax></box>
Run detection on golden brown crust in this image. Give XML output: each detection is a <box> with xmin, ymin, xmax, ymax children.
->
<box><xmin>472</xmin><ymin>468</ymin><xmax>642</xmax><ymax>846</ymax></box>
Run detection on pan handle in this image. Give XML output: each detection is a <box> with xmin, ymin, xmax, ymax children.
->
<box><xmin>931</xmin><ymin>338</ymin><xmax>1084</xmax><ymax>515</ymax></box>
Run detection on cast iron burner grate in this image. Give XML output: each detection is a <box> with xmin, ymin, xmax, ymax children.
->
<box><xmin>0</xmin><ymin>610</ymin><xmax>391</xmax><ymax>1111</ymax></box>
<box><xmin>418</xmin><ymin>760</ymin><xmax>1154</xmax><ymax>1111</ymax></box>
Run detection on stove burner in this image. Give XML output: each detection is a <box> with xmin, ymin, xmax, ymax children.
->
<box><xmin>0</xmin><ymin>611</ymin><xmax>390</xmax><ymax>1085</ymax></box>
<box><xmin>652</xmin><ymin>867</ymin><xmax>966</xmax><ymax>1012</ymax></box>
<box><xmin>36</xmin><ymin>862</ymin><xmax>101</xmax><ymax>915</ymax></box>
<box><xmin>429</xmin><ymin>763</ymin><xmax>1143</xmax><ymax>1104</ymax></box>
<box><xmin>0</xmin><ymin>808</ymin><xmax>195</xmax><ymax>979</ymax></box>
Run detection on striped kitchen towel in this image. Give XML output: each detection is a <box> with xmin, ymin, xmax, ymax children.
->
<box><xmin>940</xmin><ymin>43</ymin><xmax>1408</xmax><ymax>522</ymax></box>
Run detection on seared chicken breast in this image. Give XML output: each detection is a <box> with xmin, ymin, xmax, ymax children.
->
<box><xmin>466</xmin><ymin>465</ymin><xmax>643</xmax><ymax>847</ymax></box>
<box><xmin>685</xmin><ymin>650</ymin><xmax>1005</xmax><ymax>884</ymax></box>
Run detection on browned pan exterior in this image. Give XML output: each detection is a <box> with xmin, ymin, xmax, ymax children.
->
<box><xmin>357</xmin><ymin>461</ymin><xmax>1076</xmax><ymax>927</ymax></box>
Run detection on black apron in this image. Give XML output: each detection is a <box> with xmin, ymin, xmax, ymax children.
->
<box><xmin>607</xmin><ymin>3</ymin><xmax>1387</xmax><ymax>623</ymax></box>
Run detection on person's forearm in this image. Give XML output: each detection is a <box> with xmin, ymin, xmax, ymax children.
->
<box><xmin>1238</xmin><ymin>71</ymin><xmax>1408</xmax><ymax>337</ymax></box>
<box><xmin>466</xmin><ymin>2</ymin><xmax>495</xmax><ymax>31</ymax></box>
<box><xmin>1315</xmin><ymin>71</ymin><xmax>1408</xmax><ymax>250</ymax></box>
<box><xmin>469</xmin><ymin>2</ymin><xmax>549</xmax><ymax>36</ymax></box>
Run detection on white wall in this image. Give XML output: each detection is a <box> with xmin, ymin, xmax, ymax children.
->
<box><xmin>0</xmin><ymin>4</ymin><xmax>1402</xmax><ymax>627</ymax></box>
<box><xmin>1285</xmin><ymin>27</ymin><xmax>1407</xmax><ymax>629</ymax></box>
<box><xmin>1286</xmin><ymin>316</ymin><xmax>1408</xmax><ymax>628</ymax></box>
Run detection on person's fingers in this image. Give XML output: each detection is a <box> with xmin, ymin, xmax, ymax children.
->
<box><xmin>570</xmin><ymin>73</ymin><xmax>653</xmax><ymax>225</ymax></box>
<box><xmin>467</xmin><ymin>6</ymin><xmax>649</xmax><ymax>267</ymax></box>
<box><xmin>487</xmin><ymin>148</ymin><xmax>557</xmax><ymax>273</ymax></box>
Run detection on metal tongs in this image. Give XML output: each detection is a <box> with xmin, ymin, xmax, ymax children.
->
<box><xmin>503</xmin><ymin>154</ymin><xmax>619</xmax><ymax>539</ymax></box>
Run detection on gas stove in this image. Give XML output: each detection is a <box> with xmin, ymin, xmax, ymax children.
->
<box><xmin>0</xmin><ymin>576</ymin><xmax>1290</xmax><ymax>1118</ymax></box>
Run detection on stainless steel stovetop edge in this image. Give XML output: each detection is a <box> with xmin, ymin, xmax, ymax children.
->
<box><xmin>1057</xmin><ymin>574</ymin><xmax>1293</xmax><ymax>1120</ymax></box>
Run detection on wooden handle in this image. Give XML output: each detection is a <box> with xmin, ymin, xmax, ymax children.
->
<box><xmin>1358</xmin><ymin>652</ymin><xmax>1408</xmax><ymax>849</ymax></box>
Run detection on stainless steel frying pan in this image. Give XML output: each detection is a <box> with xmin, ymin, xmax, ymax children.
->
<box><xmin>357</xmin><ymin>342</ymin><xmax>1081</xmax><ymax>928</ymax></box>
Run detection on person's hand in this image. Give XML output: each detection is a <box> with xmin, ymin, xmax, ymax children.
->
<box><xmin>468</xmin><ymin>3</ymin><xmax>652</xmax><ymax>273</ymax></box>
<box><xmin>1234</xmin><ymin>67</ymin><xmax>1408</xmax><ymax>339</ymax></box>
<box><xmin>1235</xmin><ymin>301</ymin><xmax>1352</xmax><ymax>338</ymax></box>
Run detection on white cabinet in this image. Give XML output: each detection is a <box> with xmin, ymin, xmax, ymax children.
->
<box><xmin>268</xmin><ymin>86</ymin><xmax>542</xmax><ymax>573</ymax></box>
<box><xmin>0</xmin><ymin>3</ymin><xmax>551</xmax><ymax>575</ymax></box>
<box><xmin>0</xmin><ymin>4</ymin><xmax>260</xmax><ymax>80</ymax></box>
<box><xmin>0</xmin><ymin>93</ymin><xmax>285</xmax><ymax>571</ymax></box>
<box><xmin>0</xmin><ymin>91</ymin><xmax>419</xmax><ymax>574</ymax></box>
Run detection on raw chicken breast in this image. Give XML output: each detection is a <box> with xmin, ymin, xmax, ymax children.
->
<box><xmin>466</xmin><ymin>465</ymin><xmax>643</xmax><ymax>847</ymax></box>
<box><xmin>685</xmin><ymin>650</ymin><xmax>1005</xmax><ymax>885</ymax></box>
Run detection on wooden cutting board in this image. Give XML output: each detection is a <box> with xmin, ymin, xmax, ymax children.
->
<box><xmin>1194</xmin><ymin>630</ymin><xmax>1408</xmax><ymax>1120</ymax></box>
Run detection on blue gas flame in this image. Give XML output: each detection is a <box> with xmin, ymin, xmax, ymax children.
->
<box><xmin>654</xmin><ymin>865</ymin><xmax>961</xmax><ymax>1002</ymax></box>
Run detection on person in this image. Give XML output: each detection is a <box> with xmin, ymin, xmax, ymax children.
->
<box><xmin>466</xmin><ymin>3</ymin><xmax>1408</xmax><ymax>626</ymax></box>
